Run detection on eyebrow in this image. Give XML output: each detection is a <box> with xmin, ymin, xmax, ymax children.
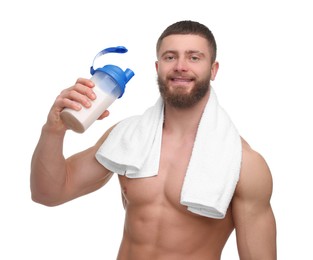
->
<box><xmin>186</xmin><ymin>50</ymin><xmax>205</xmax><ymax>57</ymax></box>
<box><xmin>160</xmin><ymin>50</ymin><xmax>205</xmax><ymax>58</ymax></box>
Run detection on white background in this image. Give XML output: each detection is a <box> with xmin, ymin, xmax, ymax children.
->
<box><xmin>1</xmin><ymin>0</ymin><xmax>312</xmax><ymax>259</ymax></box>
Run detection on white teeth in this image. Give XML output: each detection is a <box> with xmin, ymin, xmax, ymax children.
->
<box><xmin>174</xmin><ymin>78</ymin><xmax>190</xmax><ymax>82</ymax></box>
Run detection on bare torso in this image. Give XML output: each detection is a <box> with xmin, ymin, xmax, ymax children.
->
<box><xmin>116</xmin><ymin>130</ymin><xmax>235</xmax><ymax>259</ymax></box>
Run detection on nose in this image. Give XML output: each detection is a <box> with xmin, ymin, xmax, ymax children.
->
<box><xmin>174</xmin><ymin>57</ymin><xmax>188</xmax><ymax>72</ymax></box>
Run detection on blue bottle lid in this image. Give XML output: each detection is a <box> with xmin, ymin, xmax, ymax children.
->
<box><xmin>90</xmin><ymin>46</ymin><xmax>135</xmax><ymax>98</ymax></box>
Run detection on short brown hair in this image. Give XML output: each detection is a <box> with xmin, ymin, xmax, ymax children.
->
<box><xmin>156</xmin><ymin>20</ymin><xmax>217</xmax><ymax>63</ymax></box>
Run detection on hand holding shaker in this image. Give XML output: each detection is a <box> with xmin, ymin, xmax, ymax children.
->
<box><xmin>60</xmin><ymin>46</ymin><xmax>135</xmax><ymax>133</ymax></box>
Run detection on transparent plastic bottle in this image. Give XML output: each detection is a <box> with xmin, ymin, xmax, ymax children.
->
<box><xmin>60</xmin><ymin>46</ymin><xmax>134</xmax><ymax>133</ymax></box>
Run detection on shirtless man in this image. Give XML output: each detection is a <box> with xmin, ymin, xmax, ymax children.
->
<box><xmin>31</xmin><ymin>20</ymin><xmax>277</xmax><ymax>259</ymax></box>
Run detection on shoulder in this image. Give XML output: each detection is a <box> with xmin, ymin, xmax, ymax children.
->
<box><xmin>94</xmin><ymin>115</ymin><xmax>141</xmax><ymax>148</ymax></box>
<box><xmin>231</xmin><ymin>138</ymin><xmax>277</xmax><ymax>258</ymax></box>
<box><xmin>95</xmin><ymin>124</ymin><xmax>117</xmax><ymax>148</ymax></box>
<box><xmin>234</xmin><ymin>137</ymin><xmax>273</xmax><ymax>203</ymax></box>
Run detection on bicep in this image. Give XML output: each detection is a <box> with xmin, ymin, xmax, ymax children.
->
<box><xmin>64</xmin><ymin>127</ymin><xmax>116</xmax><ymax>202</ymax></box>
<box><xmin>232</xmin><ymin>149</ymin><xmax>277</xmax><ymax>259</ymax></box>
<box><xmin>66</xmin><ymin>146</ymin><xmax>113</xmax><ymax>198</ymax></box>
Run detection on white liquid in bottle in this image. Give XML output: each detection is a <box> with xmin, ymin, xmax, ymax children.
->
<box><xmin>60</xmin><ymin>86</ymin><xmax>117</xmax><ymax>133</ymax></box>
<box><xmin>60</xmin><ymin>46</ymin><xmax>134</xmax><ymax>133</ymax></box>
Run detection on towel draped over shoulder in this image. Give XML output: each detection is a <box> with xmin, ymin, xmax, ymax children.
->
<box><xmin>96</xmin><ymin>87</ymin><xmax>242</xmax><ymax>219</ymax></box>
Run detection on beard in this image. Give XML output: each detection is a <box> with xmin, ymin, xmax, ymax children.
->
<box><xmin>157</xmin><ymin>74</ymin><xmax>211</xmax><ymax>109</ymax></box>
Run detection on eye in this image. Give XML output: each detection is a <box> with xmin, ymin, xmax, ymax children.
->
<box><xmin>190</xmin><ymin>55</ymin><xmax>200</xmax><ymax>62</ymax></box>
<box><xmin>164</xmin><ymin>55</ymin><xmax>175</xmax><ymax>62</ymax></box>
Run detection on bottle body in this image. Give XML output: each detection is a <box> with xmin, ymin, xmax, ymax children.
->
<box><xmin>60</xmin><ymin>71</ymin><xmax>122</xmax><ymax>133</ymax></box>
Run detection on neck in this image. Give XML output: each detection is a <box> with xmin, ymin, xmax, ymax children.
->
<box><xmin>163</xmin><ymin>90</ymin><xmax>210</xmax><ymax>136</ymax></box>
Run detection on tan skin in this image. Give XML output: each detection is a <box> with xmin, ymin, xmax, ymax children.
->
<box><xmin>31</xmin><ymin>34</ymin><xmax>276</xmax><ymax>259</ymax></box>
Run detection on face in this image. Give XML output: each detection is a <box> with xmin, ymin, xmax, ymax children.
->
<box><xmin>155</xmin><ymin>34</ymin><xmax>219</xmax><ymax>108</ymax></box>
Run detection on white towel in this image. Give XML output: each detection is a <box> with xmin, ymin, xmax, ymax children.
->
<box><xmin>96</xmin><ymin>98</ymin><xmax>164</xmax><ymax>178</ymax></box>
<box><xmin>96</xmin><ymin>87</ymin><xmax>242</xmax><ymax>219</ymax></box>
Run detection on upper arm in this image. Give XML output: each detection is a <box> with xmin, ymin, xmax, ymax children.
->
<box><xmin>64</xmin><ymin>125</ymin><xmax>116</xmax><ymax>202</ymax></box>
<box><xmin>232</xmin><ymin>140</ymin><xmax>277</xmax><ymax>259</ymax></box>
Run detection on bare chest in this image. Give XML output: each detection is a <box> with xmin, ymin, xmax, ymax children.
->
<box><xmin>119</xmin><ymin>135</ymin><xmax>195</xmax><ymax>209</ymax></box>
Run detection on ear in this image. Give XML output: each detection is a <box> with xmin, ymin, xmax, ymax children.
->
<box><xmin>155</xmin><ymin>61</ymin><xmax>159</xmax><ymax>72</ymax></box>
<box><xmin>210</xmin><ymin>61</ymin><xmax>219</xmax><ymax>81</ymax></box>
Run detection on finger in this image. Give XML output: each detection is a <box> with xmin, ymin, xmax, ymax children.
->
<box><xmin>76</xmin><ymin>77</ymin><xmax>95</xmax><ymax>88</ymax></box>
<box><xmin>54</xmin><ymin>91</ymin><xmax>82</xmax><ymax>112</ymax></box>
<box><xmin>59</xmin><ymin>79</ymin><xmax>97</xmax><ymax>108</ymax></box>
<box><xmin>98</xmin><ymin>110</ymin><xmax>110</xmax><ymax>120</ymax></box>
<box><xmin>73</xmin><ymin>80</ymin><xmax>96</xmax><ymax>101</ymax></box>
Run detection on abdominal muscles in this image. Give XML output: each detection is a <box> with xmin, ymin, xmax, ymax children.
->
<box><xmin>117</xmin><ymin>174</ymin><xmax>234</xmax><ymax>259</ymax></box>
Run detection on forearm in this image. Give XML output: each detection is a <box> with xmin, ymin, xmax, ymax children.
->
<box><xmin>30</xmin><ymin>124</ymin><xmax>68</xmax><ymax>206</ymax></box>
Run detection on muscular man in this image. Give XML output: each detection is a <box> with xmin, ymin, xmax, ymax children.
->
<box><xmin>31</xmin><ymin>20</ymin><xmax>277</xmax><ymax>259</ymax></box>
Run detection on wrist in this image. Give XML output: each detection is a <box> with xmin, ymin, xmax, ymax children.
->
<box><xmin>42</xmin><ymin>122</ymin><xmax>67</xmax><ymax>138</ymax></box>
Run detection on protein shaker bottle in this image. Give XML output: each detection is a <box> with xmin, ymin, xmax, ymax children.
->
<box><xmin>60</xmin><ymin>46</ymin><xmax>135</xmax><ymax>133</ymax></box>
